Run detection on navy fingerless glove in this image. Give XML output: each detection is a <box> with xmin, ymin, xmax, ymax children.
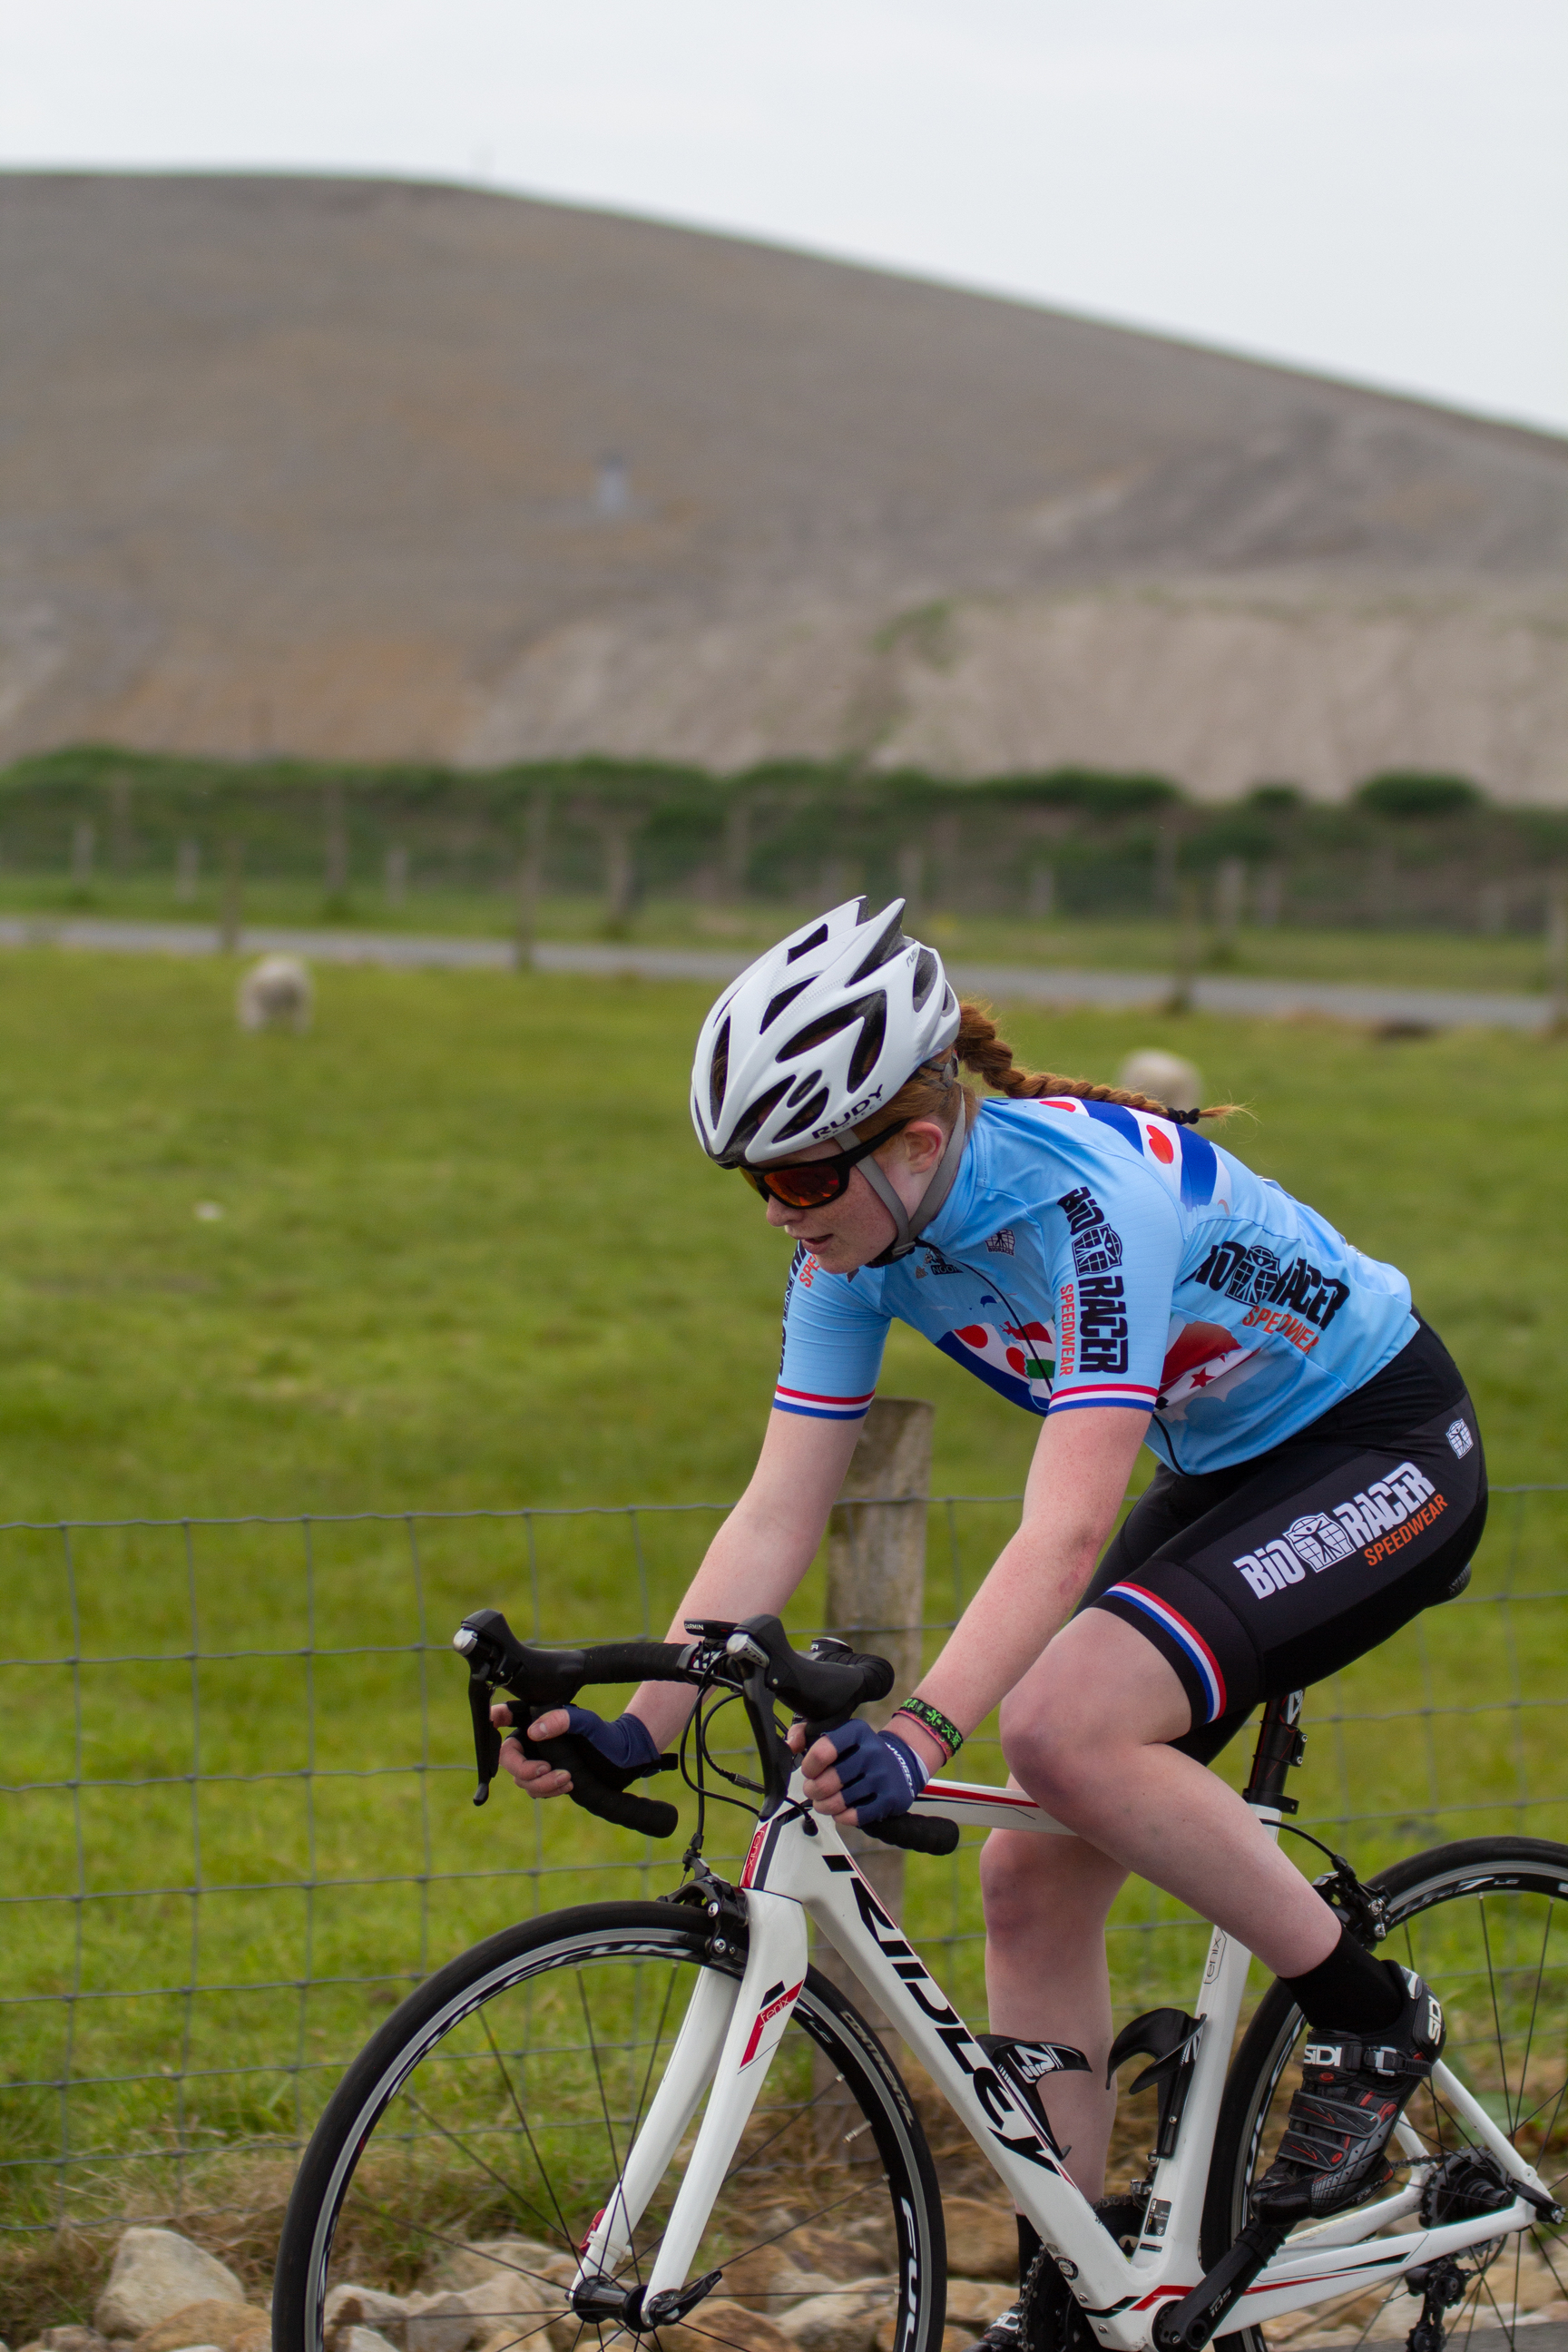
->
<box><xmin>825</xmin><ymin>1719</ymin><xmax>930</xmax><ymax>1824</ymax></box>
<box><xmin>562</xmin><ymin>1705</ymin><xmax>662</xmax><ymax>1778</ymax></box>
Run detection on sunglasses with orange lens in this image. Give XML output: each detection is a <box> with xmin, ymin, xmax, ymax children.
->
<box><xmin>737</xmin><ymin>1122</ymin><xmax>909</xmax><ymax>1209</ymax></box>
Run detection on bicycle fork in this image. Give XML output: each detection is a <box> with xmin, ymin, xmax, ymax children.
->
<box><xmin>573</xmin><ymin>1889</ymin><xmax>808</xmax><ymax>2326</ymax></box>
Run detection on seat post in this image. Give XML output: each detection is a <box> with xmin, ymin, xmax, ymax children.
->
<box><xmin>1243</xmin><ymin>1689</ymin><xmax>1307</xmax><ymax>1815</ymax></box>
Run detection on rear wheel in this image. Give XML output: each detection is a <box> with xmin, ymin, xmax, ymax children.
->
<box><xmin>273</xmin><ymin>1900</ymin><xmax>946</xmax><ymax>2352</ymax></box>
<box><xmin>1205</xmin><ymin>1837</ymin><xmax>1568</xmax><ymax>2352</ymax></box>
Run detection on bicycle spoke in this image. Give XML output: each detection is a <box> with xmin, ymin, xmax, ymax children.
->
<box><xmin>612</xmin><ymin>1962</ymin><xmax>684</xmax><ymax>2287</ymax></box>
<box><xmin>629</xmin><ymin>1964</ymin><xmax>681</xmax><ymax>2148</ymax></box>
<box><xmin>577</xmin><ymin>1967</ymin><xmax>623</xmax><ymax>2183</ymax></box>
<box><xmin>1514</xmin><ymin>1904</ymin><xmax>1555</xmax><ymax>2137</ymax></box>
<box><xmin>478</xmin><ymin>2001</ymin><xmax>581</xmax><ymax>2258</ymax></box>
<box><xmin>1478</xmin><ymin>1903</ymin><xmax>1514</xmax><ymax>2133</ymax></box>
<box><xmin>1526</xmin><ymin>2228</ymin><xmax>1568</xmax><ymax>2306</ymax></box>
<box><xmin>400</xmin><ymin>2086</ymin><xmax>559</xmax><ymax>2225</ymax></box>
<box><xmin>674</xmin><ymin>2319</ymin><xmax>806</xmax><ymax>2352</ymax></box>
<box><xmin>721</xmin><ymin>2068</ymin><xmax>843</xmax><ymax>2186</ymax></box>
<box><xmin>337</xmin><ymin>2187</ymin><xmax>573</xmax><ymax>2282</ymax></box>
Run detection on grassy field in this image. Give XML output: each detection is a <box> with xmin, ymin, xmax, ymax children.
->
<box><xmin>0</xmin><ymin>946</ymin><xmax>1563</xmax><ymax>2302</ymax></box>
<box><xmin>0</xmin><ymin>946</ymin><xmax>1558</xmax><ymax>1521</ymax></box>
<box><xmin>0</xmin><ymin>872</ymin><xmax>1561</xmax><ymax>996</ymax></box>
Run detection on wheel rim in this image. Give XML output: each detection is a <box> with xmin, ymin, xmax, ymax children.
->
<box><xmin>299</xmin><ymin>1924</ymin><xmax>926</xmax><ymax>2352</ymax></box>
<box><xmin>1237</xmin><ymin>1856</ymin><xmax>1568</xmax><ymax>2352</ymax></box>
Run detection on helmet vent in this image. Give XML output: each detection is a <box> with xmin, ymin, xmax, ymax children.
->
<box><xmin>912</xmin><ymin>948</ymin><xmax>939</xmax><ymax>1009</ymax></box>
<box><xmin>848</xmin><ymin>909</ymin><xmax>906</xmax><ymax>984</ymax></box>
<box><xmin>777</xmin><ymin>1090</ymin><xmax>830</xmax><ymax>1141</ymax></box>
<box><xmin>786</xmin><ymin>1068</ymin><xmax>823</xmax><ymax>1105</ymax></box>
<box><xmin>786</xmin><ymin>924</ymin><xmax>829</xmax><ymax>965</ymax></box>
<box><xmin>848</xmin><ymin>996</ymin><xmax>887</xmax><ymax>1088</ymax></box>
<box><xmin>708</xmin><ymin>1019</ymin><xmax>730</xmax><ymax>1125</ymax></box>
<box><xmin>725</xmin><ymin>1080</ymin><xmax>790</xmax><ymax>1161</ymax></box>
<box><xmin>761</xmin><ymin>980</ymin><xmax>811</xmax><ymax>1029</ymax></box>
<box><xmin>779</xmin><ymin>990</ymin><xmax>879</xmax><ymax>1063</ymax></box>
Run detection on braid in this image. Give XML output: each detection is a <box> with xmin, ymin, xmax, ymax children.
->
<box><xmin>955</xmin><ymin>1003</ymin><xmax>1239</xmax><ymax>1124</ymax></box>
<box><xmin>855</xmin><ymin>999</ymin><xmax>1239</xmax><ymax>1144</ymax></box>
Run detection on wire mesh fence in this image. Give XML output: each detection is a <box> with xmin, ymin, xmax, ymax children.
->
<box><xmin>1</xmin><ymin>1484</ymin><xmax>1564</xmax><ymax>2237</ymax></box>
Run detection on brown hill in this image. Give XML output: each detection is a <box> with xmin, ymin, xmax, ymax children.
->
<box><xmin>3</xmin><ymin>172</ymin><xmax>1565</xmax><ymax>797</ymax></box>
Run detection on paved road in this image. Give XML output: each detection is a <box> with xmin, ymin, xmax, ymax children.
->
<box><xmin>0</xmin><ymin>916</ymin><xmax>1553</xmax><ymax>1033</ymax></box>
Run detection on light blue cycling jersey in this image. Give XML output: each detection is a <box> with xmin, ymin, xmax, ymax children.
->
<box><xmin>776</xmin><ymin>1095</ymin><xmax>1416</xmax><ymax>1475</ymax></box>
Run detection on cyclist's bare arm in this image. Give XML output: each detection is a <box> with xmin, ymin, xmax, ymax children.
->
<box><xmin>498</xmin><ymin>1407</ymin><xmax>862</xmax><ymax>1795</ymax></box>
<box><xmin>800</xmin><ymin>1404</ymin><xmax>1148</xmax><ymax>1797</ymax></box>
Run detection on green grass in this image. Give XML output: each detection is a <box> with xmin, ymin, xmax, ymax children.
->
<box><xmin>0</xmin><ymin>947</ymin><xmax>1557</xmax><ymax>1520</ymax></box>
<box><xmin>0</xmin><ymin>873</ymin><xmax>1560</xmax><ymax>995</ymax></box>
<box><xmin>0</xmin><ymin>947</ymin><xmax>1563</xmax><ymax>2278</ymax></box>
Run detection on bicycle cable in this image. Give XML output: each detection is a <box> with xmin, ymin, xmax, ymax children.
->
<box><xmin>677</xmin><ymin>1684</ymin><xmax>763</xmax><ymax>1852</ymax></box>
<box><xmin>697</xmin><ymin>1687</ymin><xmax>766</xmax><ymax>1795</ymax></box>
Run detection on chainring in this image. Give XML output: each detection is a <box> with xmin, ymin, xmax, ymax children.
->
<box><xmin>1018</xmin><ymin>2249</ymin><xmax>1099</xmax><ymax>2352</ymax></box>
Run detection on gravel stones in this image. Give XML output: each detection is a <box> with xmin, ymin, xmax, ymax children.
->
<box><xmin>93</xmin><ymin>2234</ymin><xmax>248</xmax><ymax>2339</ymax></box>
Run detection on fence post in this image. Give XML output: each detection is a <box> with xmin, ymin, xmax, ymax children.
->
<box><xmin>1165</xmin><ymin>880</ymin><xmax>1199</xmax><ymax>1014</ymax></box>
<box><xmin>324</xmin><ymin>779</ymin><xmax>349</xmax><ymax>900</ymax></box>
<box><xmin>811</xmin><ymin>1396</ymin><xmax>933</xmax><ymax>2073</ymax></box>
<box><xmin>220</xmin><ymin>838</ymin><xmax>243</xmax><ymax>954</ymax></box>
<box><xmin>1547</xmin><ymin>871</ymin><xmax>1568</xmax><ymax>1036</ymax></box>
<box><xmin>515</xmin><ymin>794</ymin><xmax>548</xmax><ymax>971</ymax></box>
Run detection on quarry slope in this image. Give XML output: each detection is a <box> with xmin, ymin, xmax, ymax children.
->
<box><xmin>3</xmin><ymin>172</ymin><xmax>1565</xmax><ymax>796</ymax></box>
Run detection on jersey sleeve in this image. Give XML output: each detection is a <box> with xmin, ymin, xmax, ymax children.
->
<box><xmin>775</xmin><ymin>1245</ymin><xmax>889</xmax><ymax>1423</ymax></box>
<box><xmin>1047</xmin><ymin>1176</ymin><xmax>1179</xmax><ymax>1418</ymax></box>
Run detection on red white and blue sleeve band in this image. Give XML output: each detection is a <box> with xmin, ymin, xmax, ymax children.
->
<box><xmin>773</xmin><ymin>1383</ymin><xmax>877</xmax><ymax>1422</ymax></box>
<box><xmin>1047</xmin><ymin>1382</ymin><xmax>1160</xmax><ymax>1416</ymax></box>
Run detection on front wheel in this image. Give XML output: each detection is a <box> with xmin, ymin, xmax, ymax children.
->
<box><xmin>272</xmin><ymin>1899</ymin><xmax>946</xmax><ymax>2352</ymax></box>
<box><xmin>1205</xmin><ymin>1836</ymin><xmax>1568</xmax><ymax>2352</ymax></box>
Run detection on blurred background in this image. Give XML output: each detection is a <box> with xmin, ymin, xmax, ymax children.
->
<box><xmin>0</xmin><ymin>2</ymin><xmax>1565</xmax><ymax>2321</ymax></box>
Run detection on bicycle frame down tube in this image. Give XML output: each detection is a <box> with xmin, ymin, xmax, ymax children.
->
<box><xmin>755</xmin><ymin>1798</ymin><xmax>1136</xmax><ymax>2327</ymax></box>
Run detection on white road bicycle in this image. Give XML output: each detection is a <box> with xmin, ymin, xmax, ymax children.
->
<box><xmin>274</xmin><ymin>1611</ymin><xmax>1568</xmax><ymax>2352</ymax></box>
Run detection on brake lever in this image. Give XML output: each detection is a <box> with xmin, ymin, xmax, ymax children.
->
<box><xmin>466</xmin><ymin>1656</ymin><xmax>505</xmax><ymax>1806</ymax></box>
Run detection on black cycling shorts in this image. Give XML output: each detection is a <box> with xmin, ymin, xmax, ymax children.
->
<box><xmin>1082</xmin><ymin>1319</ymin><xmax>1486</xmax><ymax>1763</ymax></box>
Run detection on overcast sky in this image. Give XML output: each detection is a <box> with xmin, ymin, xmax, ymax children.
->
<box><xmin>5</xmin><ymin>0</ymin><xmax>1564</xmax><ymax>436</ymax></box>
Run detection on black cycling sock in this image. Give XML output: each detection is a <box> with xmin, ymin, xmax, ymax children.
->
<box><xmin>1283</xmin><ymin>1926</ymin><xmax>1404</xmax><ymax>2033</ymax></box>
<box><xmin>1016</xmin><ymin>2213</ymin><xmax>1042</xmax><ymax>2289</ymax></box>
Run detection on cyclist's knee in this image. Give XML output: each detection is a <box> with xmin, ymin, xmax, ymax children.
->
<box><xmin>1000</xmin><ymin>1613</ymin><xmax>1192</xmax><ymax>1811</ymax></box>
<box><xmin>998</xmin><ymin>1687</ymin><xmax>1102</xmax><ymax>1812</ymax></box>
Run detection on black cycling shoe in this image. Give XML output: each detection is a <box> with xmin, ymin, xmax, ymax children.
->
<box><xmin>973</xmin><ymin>2305</ymin><xmax>1023</xmax><ymax>2352</ymax></box>
<box><xmin>1252</xmin><ymin>1966</ymin><xmax>1445</xmax><ymax>2222</ymax></box>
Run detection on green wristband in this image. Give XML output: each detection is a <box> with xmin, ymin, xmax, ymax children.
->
<box><xmin>893</xmin><ymin>1698</ymin><xmax>964</xmax><ymax>1759</ymax></box>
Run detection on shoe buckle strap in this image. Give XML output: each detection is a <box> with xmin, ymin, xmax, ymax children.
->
<box><xmin>1301</xmin><ymin>2036</ymin><xmax>1430</xmax><ymax>2079</ymax></box>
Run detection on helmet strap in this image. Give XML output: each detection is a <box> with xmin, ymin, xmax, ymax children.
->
<box><xmin>860</xmin><ymin>1098</ymin><xmax>969</xmax><ymax>1266</ymax></box>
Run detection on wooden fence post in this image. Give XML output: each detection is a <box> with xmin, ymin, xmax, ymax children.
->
<box><xmin>811</xmin><ymin>1396</ymin><xmax>933</xmax><ymax>2065</ymax></box>
<box><xmin>1547</xmin><ymin>870</ymin><xmax>1568</xmax><ymax>1036</ymax></box>
<box><xmin>220</xmin><ymin>838</ymin><xmax>243</xmax><ymax>955</ymax></box>
<box><xmin>515</xmin><ymin>794</ymin><xmax>548</xmax><ymax>971</ymax></box>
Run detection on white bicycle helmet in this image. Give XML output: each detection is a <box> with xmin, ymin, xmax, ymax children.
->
<box><xmin>691</xmin><ymin>897</ymin><xmax>960</xmax><ymax>1167</ymax></box>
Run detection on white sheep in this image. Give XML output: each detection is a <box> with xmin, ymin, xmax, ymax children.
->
<box><xmin>1119</xmin><ymin>1048</ymin><xmax>1201</xmax><ymax>1110</ymax></box>
<box><xmin>237</xmin><ymin>954</ymin><xmax>314</xmax><ymax>1033</ymax></box>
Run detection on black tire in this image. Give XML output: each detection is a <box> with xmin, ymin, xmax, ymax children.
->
<box><xmin>273</xmin><ymin>1899</ymin><xmax>946</xmax><ymax>2352</ymax></box>
<box><xmin>1204</xmin><ymin>1836</ymin><xmax>1568</xmax><ymax>2352</ymax></box>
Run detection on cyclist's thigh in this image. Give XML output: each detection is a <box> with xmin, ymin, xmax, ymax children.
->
<box><xmin>1083</xmin><ymin>1391</ymin><xmax>1487</xmax><ymax>1764</ymax></box>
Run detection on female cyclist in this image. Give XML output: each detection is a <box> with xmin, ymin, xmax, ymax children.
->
<box><xmin>498</xmin><ymin>898</ymin><xmax>1485</xmax><ymax>2328</ymax></box>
